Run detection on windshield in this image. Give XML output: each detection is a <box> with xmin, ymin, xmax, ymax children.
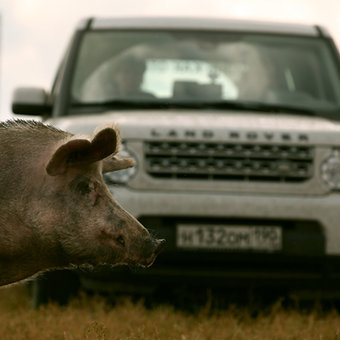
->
<box><xmin>71</xmin><ymin>30</ymin><xmax>340</xmax><ymax>113</ymax></box>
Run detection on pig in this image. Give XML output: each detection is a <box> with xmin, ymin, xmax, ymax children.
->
<box><xmin>0</xmin><ymin>120</ymin><xmax>165</xmax><ymax>286</ymax></box>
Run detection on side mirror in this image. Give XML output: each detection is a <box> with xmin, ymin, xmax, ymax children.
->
<box><xmin>12</xmin><ymin>87</ymin><xmax>52</xmax><ymax>116</ymax></box>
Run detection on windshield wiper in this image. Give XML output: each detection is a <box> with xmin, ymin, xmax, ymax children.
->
<box><xmin>193</xmin><ymin>100</ymin><xmax>320</xmax><ymax>115</ymax></box>
<box><xmin>72</xmin><ymin>99</ymin><xmax>167</xmax><ymax>110</ymax></box>
<box><xmin>210</xmin><ymin>100</ymin><xmax>340</xmax><ymax>121</ymax></box>
<box><xmin>164</xmin><ymin>100</ymin><xmax>340</xmax><ymax>120</ymax></box>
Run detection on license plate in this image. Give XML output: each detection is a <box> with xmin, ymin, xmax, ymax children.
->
<box><xmin>177</xmin><ymin>225</ymin><xmax>282</xmax><ymax>252</ymax></box>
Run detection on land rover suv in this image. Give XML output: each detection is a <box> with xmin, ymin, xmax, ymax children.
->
<box><xmin>12</xmin><ymin>17</ymin><xmax>340</xmax><ymax>303</ymax></box>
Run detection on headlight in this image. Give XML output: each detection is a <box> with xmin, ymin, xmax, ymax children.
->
<box><xmin>321</xmin><ymin>150</ymin><xmax>340</xmax><ymax>190</ymax></box>
<box><xmin>103</xmin><ymin>146</ymin><xmax>138</xmax><ymax>184</ymax></box>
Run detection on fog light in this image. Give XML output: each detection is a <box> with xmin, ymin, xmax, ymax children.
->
<box><xmin>104</xmin><ymin>147</ymin><xmax>138</xmax><ymax>184</ymax></box>
<box><xmin>321</xmin><ymin>150</ymin><xmax>340</xmax><ymax>190</ymax></box>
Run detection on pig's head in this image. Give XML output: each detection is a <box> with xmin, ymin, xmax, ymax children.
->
<box><xmin>41</xmin><ymin>125</ymin><xmax>165</xmax><ymax>269</ymax></box>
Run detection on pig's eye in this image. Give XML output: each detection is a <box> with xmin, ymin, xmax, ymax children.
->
<box><xmin>75</xmin><ymin>180</ymin><xmax>92</xmax><ymax>195</ymax></box>
<box><xmin>116</xmin><ymin>235</ymin><xmax>125</xmax><ymax>247</ymax></box>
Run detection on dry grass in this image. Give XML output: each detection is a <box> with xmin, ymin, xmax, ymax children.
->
<box><xmin>1</xmin><ymin>284</ymin><xmax>340</xmax><ymax>339</ymax></box>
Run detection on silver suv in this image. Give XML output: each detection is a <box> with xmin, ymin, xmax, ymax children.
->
<box><xmin>12</xmin><ymin>17</ymin><xmax>340</xmax><ymax>303</ymax></box>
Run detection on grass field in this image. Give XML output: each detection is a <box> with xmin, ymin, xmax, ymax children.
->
<box><xmin>1</xmin><ymin>284</ymin><xmax>340</xmax><ymax>339</ymax></box>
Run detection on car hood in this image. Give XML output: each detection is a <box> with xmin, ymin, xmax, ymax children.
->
<box><xmin>48</xmin><ymin>109</ymin><xmax>340</xmax><ymax>145</ymax></box>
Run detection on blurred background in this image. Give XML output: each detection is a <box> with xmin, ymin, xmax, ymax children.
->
<box><xmin>0</xmin><ymin>0</ymin><xmax>340</xmax><ymax>121</ymax></box>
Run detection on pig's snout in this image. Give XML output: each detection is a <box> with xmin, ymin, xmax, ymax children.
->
<box><xmin>141</xmin><ymin>238</ymin><xmax>166</xmax><ymax>268</ymax></box>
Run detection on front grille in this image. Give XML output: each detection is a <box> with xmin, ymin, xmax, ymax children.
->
<box><xmin>144</xmin><ymin>141</ymin><xmax>314</xmax><ymax>182</ymax></box>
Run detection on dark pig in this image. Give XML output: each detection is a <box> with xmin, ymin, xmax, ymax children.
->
<box><xmin>0</xmin><ymin>120</ymin><xmax>165</xmax><ymax>286</ymax></box>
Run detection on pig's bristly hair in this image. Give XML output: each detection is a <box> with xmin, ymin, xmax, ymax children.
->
<box><xmin>0</xmin><ymin>119</ymin><xmax>67</xmax><ymax>135</ymax></box>
<box><xmin>0</xmin><ymin>120</ymin><xmax>121</xmax><ymax>149</ymax></box>
<box><xmin>0</xmin><ymin>119</ymin><xmax>124</xmax><ymax>175</ymax></box>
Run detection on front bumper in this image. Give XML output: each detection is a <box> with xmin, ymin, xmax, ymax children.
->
<box><xmin>111</xmin><ymin>186</ymin><xmax>340</xmax><ymax>255</ymax></box>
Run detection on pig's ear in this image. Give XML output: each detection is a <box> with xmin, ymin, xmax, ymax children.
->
<box><xmin>46</xmin><ymin>128</ymin><xmax>119</xmax><ymax>176</ymax></box>
<box><xmin>91</xmin><ymin>127</ymin><xmax>120</xmax><ymax>159</ymax></box>
<box><xmin>102</xmin><ymin>156</ymin><xmax>135</xmax><ymax>173</ymax></box>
